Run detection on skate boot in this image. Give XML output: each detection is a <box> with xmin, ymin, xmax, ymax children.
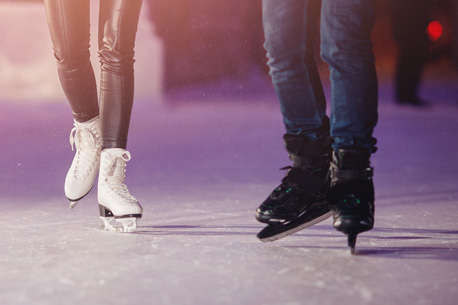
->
<box><xmin>255</xmin><ymin>134</ymin><xmax>333</xmax><ymax>242</ymax></box>
<box><xmin>65</xmin><ymin>116</ymin><xmax>101</xmax><ymax>209</ymax></box>
<box><xmin>328</xmin><ymin>148</ymin><xmax>375</xmax><ymax>254</ymax></box>
<box><xmin>98</xmin><ymin>148</ymin><xmax>142</xmax><ymax>233</ymax></box>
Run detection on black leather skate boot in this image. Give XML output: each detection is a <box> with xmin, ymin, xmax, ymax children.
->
<box><xmin>256</xmin><ymin>134</ymin><xmax>333</xmax><ymax>242</ymax></box>
<box><xmin>328</xmin><ymin>148</ymin><xmax>375</xmax><ymax>254</ymax></box>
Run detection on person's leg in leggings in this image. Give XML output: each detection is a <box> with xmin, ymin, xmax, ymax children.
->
<box><xmin>43</xmin><ymin>0</ymin><xmax>99</xmax><ymax>122</ymax></box>
<box><xmin>97</xmin><ymin>0</ymin><xmax>144</xmax><ymax>233</ymax></box>
<box><xmin>98</xmin><ymin>0</ymin><xmax>143</xmax><ymax>150</ymax></box>
<box><xmin>44</xmin><ymin>0</ymin><xmax>101</xmax><ymax>207</ymax></box>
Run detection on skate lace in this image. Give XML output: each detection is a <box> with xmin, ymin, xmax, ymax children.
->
<box><xmin>271</xmin><ymin>166</ymin><xmax>298</xmax><ymax>199</ymax></box>
<box><xmin>103</xmin><ymin>151</ymin><xmax>137</xmax><ymax>203</ymax></box>
<box><xmin>69</xmin><ymin>121</ymin><xmax>101</xmax><ymax>179</ymax></box>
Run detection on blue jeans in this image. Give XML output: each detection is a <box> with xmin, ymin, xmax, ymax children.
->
<box><xmin>263</xmin><ymin>0</ymin><xmax>378</xmax><ymax>153</ymax></box>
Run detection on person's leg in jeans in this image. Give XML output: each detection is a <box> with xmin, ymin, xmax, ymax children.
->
<box><xmin>263</xmin><ymin>0</ymin><xmax>328</xmax><ymax>138</ymax></box>
<box><xmin>391</xmin><ymin>0</ymin><xmax>431</xmax><ymax>106</ymax></box>
<box><xmin>255</xmin><ymin>0</ymin><xmax>332</xmax><ymax>242</ymax></box>
<box><xmin>44</xmin><ymin>0</ymin><xmax>101</xmax><ymax>206</ymax></box>
<box><xmin>321</xmin><ymin>0</ymin><xmax>378</xmax><ymax>252</ymax></box>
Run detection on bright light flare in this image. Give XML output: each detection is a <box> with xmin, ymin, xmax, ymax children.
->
<box><xmin>427</xmin><ymin>21</ymin><xmax>443</xmax><ymax>41</ymax></box>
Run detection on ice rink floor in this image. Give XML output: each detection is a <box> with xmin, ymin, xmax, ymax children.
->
<box><xmin>1</xmin><ymin>78</ymin><xmax>458</xmax><ymax>305</ymax></box>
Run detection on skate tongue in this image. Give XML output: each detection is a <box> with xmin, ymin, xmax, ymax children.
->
<box><xmin>286</xmin><ymin>167</ymin><xmax>306</xmax><ymax>183</ymax></box>
<box><xmin>104</xmin><ymin>148</ymin><xmax>131</xmax><ymax>160</ymax></box>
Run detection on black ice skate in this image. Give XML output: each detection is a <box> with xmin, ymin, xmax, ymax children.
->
<box><xmin>256</xmin><ymin>134</ymin><xmax>332</xmax><ymax>242</ymax></box>
<box><xmin>328</xmin><ymin>148</ymin><xmax>375</xmax><ymax>254</ymax></box>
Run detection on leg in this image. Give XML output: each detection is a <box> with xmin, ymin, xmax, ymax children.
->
<box><xmin>263</xmin><ymin>0</ymin><xmax>328</xmax><ymax>139</ymax></box>
<box><xmin>454</xmin><ymin>1</ymin><xmax>458</xmax><ymax>69</ymax></box>
<box><xmin>97</xmin><ymin>0</ymin><xmax>143</xmax><ymax>232</ymax></box>
<box><xmin>321</xmin><ymin>0</ymin><xmax>378</xmax><ymax>154</ymax></box>
<box><xmin>98</xmin><ymin>0</ymin><xmax>143</xmax><ymax>150</ymax></box>
<box><xmin>43</xmin><ymin>0</ymin><xmax>99</xmax><ymax>122</ymax></box>
<box><xmin>320</xmin><ymin>0</ymin><xmax>377</xmax><ymax>253</ymax></box>
<box><xmin>44</xmin><ymin>0</ymin><xmax>101</xmax><ymax>206</ymax></box>
<box><xmin>391</xmin><ymin>0</ymin><xmax>431</xmax><ymax>105</ymax></box>
<box><xmin>256</xmin><ymin>0</ymin><xmax>332</xmax><ymax>242</ymax></box>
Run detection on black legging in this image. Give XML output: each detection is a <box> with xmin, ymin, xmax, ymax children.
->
<box><xmin>44</xmin><ymin>0</ymin><xmax>143</xmax><ymax>149</ymax></box>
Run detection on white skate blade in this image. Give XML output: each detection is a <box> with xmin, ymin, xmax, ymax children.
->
<box><xmin>116</xmin><ymin>218</ymin><xmax>138</xmax><ymax>233</ymax></box>
<box><xmin>69</xmin><ymin>201</ymin><xmax>79</xmax><ymax>209</ymax></box>
<box><xmin>99</xmin><ymin>216</ymin><xmax>138</xmax><ymax>233</ymax></box>
<box><xmin>99</xmin><ymin>216</ymin><xmax>122</xmax><ymax>232</ymax></box>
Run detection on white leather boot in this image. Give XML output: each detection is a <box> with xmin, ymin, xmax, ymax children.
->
<box><xmin>98</xmin><ymin>148</ymin><xmax>143</xmax><ymax>232</ymax></box>
<box><xmin>65</xmin><ymin>116</ymin><xmax>101</xmax><ymax>208</ymax></box>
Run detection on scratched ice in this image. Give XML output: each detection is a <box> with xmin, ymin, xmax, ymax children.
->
<box><xmin>1</xmin><ymin>71</ymin><xmax>458</xmax><ymax>305</ymax></box>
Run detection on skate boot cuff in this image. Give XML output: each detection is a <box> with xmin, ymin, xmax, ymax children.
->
<box><xmin>332</xmin><ymin>148</ymin><xmax>370</xmax><ymax>169</ymax></box>
<box><xmin>330</xmin><ymin>163</ymin><xmax>373</xmax><ymax>184</ymax></box>
<box><xmin>283</xmin><ymin>134</ymin><xmax>332</xmax><ymax>169</ymax></box>
<box><xmin>330</xmin><ymin>148</ymin><xmax>373</xmax><ymax>186</ymax></box>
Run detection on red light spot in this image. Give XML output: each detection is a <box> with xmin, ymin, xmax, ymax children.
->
<box><xmin>427</xmin><ymin>21</ymin><xmax>443</xmax><ymax>41</ymax></box>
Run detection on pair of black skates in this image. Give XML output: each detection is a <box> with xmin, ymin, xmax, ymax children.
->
<box><xmin>255</xmin><ymin>135</ymin><xmax>374</xmax><ymax>254</ymax></box>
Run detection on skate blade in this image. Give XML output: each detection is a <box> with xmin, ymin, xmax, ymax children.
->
<box><xmin>258</xmin><ymin>211</ymin><xmax>332</xmax><ymax>242</ymax></box>
<box><xmin>99</xmin><ymin>216</ymin><xmax>139</xmax><ymax>233</ymax></box>
<box><xmin>66</xmin><ymin>188</ymin><xmax>92</xmax><ymax>209</ymax></box>
<box><xmin>348</xmin><ymin>233</ymin><xmax>357</xmax><ymax>255</ymax></box>
<box><xmin>69</xmin><ymin>201</ymin><xmax>79</xmax><ymax>209</ymax></box>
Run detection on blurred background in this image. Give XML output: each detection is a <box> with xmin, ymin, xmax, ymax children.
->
<box><xmin>0</xmin><ymin>0</ymin><xmax>456</xmax><ymax>104</ymax></box>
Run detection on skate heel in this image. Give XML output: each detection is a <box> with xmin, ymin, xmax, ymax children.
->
<box><xmin>99</xmin><ymin>204</ymin><xmax>114</xmax><ymax>217</ymax></box>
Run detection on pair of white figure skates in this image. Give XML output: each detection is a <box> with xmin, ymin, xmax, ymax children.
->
<box><xmin>64</xmin><ymin>117</ymin><xmax>143</xmax><ymax>233</ymax></box>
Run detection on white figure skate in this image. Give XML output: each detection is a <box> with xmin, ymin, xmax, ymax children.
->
<box><xmin>98</xmin><ymin>148</ymin><xmax>143</xmax><ymax>233</ymax></box>
<box><xmin>65</xmin><ymin>117</ymin><xmax>101</xmax><ymax>209</ymax></box>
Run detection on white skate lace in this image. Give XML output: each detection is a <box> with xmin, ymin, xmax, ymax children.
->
<box><xmin>103</xmin><ymin>151</ymin><xmax>137</xmax><ymax>203</ymax></box>
<box><xmin>69</xmin><ymin>121</ymin><xmax>101</xmax><ymax>180</ymax></box>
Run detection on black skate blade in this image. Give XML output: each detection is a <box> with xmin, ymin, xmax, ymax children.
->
<box><xmin>257</xmin><ymin>208</ymin><xmax>332</xmax><ymax>242</ymax></box>
<box><xmin>348</xmin><ymin>232</ymin><xmax>357</xmax><ymax>255</ymax></box>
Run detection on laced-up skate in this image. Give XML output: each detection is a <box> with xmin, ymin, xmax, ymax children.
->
<box><xmin>98</xmin><ymin>148</ymin><xmax>142</xmax><ymax>233</ymax></box>
<box><xmin>256</xmin><ymin>135</ymin><xmax>332</xmax><ymax>242</ymax></box>
<box><xmin>65</xmin><ymin>117</ymin><xmax>101</xmax><ymax>208</ymax></box>
<box><xmin>328</xmin><ymin>148</ymin><xmax>375</xmax><ymax>254</ymax></box>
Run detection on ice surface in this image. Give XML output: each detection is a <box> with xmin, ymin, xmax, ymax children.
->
<box><xmin>1</xmin><ymin>77</ymin><xmax>458</xmax><ymax>305</ymax></box>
